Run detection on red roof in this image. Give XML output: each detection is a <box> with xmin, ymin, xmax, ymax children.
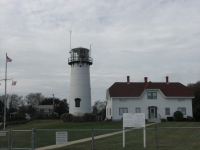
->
<box><xmin>108</xmin><ymin>82</ymin><xmax>194</xmax><ymax>97</ymax></box>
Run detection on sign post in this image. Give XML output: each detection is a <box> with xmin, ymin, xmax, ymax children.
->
<box><xmin>123</xmin><ymin>113</ymin><xmax>146</xmax><ymax>148</ymax></box>
<box><xmin>143</xmin><ymin>127</ymin><xmax>146</xmax><ymax>148</ymax></box>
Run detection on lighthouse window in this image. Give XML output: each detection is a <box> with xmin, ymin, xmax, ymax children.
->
<box><xmin>75</xmin><ymin>98</ymin><xmax>81</xmax><ymax>107</ymax></box>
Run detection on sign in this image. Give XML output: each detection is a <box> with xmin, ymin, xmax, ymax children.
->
<box><xmin>123</xmin><ymin>113</ymin><xmax>145</xmax><ymax>128</ymax></box>
<box><xmin>123</xmin><ymin>113</ymin><xmax>146</xmax><ymax>148</ymax></box>
<box><xmin>56</xmin><ymin>132</ymin><xmax>67</xmax><ymax>145</ymax></box>
<box><xmin>133</xmin><ymin>113</ymin><xmax>145</xmax><ymax>128</ymax></box>
<box><xmin>123</xmin><ymin>113</ymin><xmax>135</xmax><ymax>128</ymax></box>
<box><xmin>0</xmin><ymin>132</ymin><xmax>6</xmax><ymax>136</ymax></box>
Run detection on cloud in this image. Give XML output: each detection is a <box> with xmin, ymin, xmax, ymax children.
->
<box><xmin>0</xmin><ymin>0</ymin><xmax>199</xmax><ymax>104</ymax></box>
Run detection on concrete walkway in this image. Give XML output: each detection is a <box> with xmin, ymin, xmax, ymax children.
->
<box><xmin>36</xmin><ymin>122</ymin><xmax>159</xmax><ymax>150</ymax></box>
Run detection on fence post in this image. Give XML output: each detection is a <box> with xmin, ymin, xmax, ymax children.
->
<box><xmin>8</xmin><ymin>129</ymin><xmax>12</xmax><ymax>150</ymax></box>
<box><xmin>31</xmin><ymin>128</ymin><xmax>35</xmax><ymax>150</ymax></box>
<box><xmin>155</xmin><ymin>126</ymin><xmax>158</xmax><ymax>150</ymax></box>
<box><xmin>123</xmin><ymin>127</ymin><xmax>125</xmax><ymax>148</ymax></box>
<box><xmin>92</xmin><ymin>128</ymin><xmax>94</xmax><ymax>150</ymax></box>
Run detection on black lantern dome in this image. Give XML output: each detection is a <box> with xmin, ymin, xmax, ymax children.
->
<box><xmin>68</xmin><ymin>47</ymin><xmax>93</xmax><ymax>65</ymax></box>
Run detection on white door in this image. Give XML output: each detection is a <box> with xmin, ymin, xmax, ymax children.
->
<box><xmin>150</xmin><ymin>108</ymin><xmax>155</xmax><ymax>118</ymax></box>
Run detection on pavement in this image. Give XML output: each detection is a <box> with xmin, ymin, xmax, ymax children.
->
<box><xmin>36</xmin><ymin>122</ymin><xmax>159</xmax><ymax>150</ymax></box>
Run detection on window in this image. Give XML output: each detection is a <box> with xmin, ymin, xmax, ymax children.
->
<box><xmin>75</xmin><ymin>98</ymin><xmax>81</xmax><ymax>107</ymax></box>
<box><xmin>178</xmin><ymin>99</ymin><xmax>185</xmax><ymax>101</ymax></box>
<box><xmin>135</xmin><ymin>108</ymin><xmax>141</xmax><ymax>113</ymax></box>
<box><xmin>147</xmin><ymin>92</ymin><xmax>157</xmax><ymax>99</ymax></box>
<box><xmin>120</xmin><ymin>99</ymin><xmax>127</xmax><ymax>102</ymax></box>
<box><xmin>177</xmin><ymin>107</ymin><xmax>186</xmax><ymax>115</ymax></box>
<box><xmin>119</xmin><ymin>108</ymin><xmax>128</xmax><ymax>115</ymax></box>
<box><xmin>165</xmin><ymin>108</ymin><xmax>170</xmax><ymax>115</ymax></box>
<box><xmin>44</xmin><ymin>108</ymin><xmax>49</xmax><ymax>112</ymax></box>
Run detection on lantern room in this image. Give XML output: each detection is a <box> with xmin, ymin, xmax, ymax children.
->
<box><xmin>68</xmin><ymin>47</ymin><xmax>93</xmax><ymax>65</ymax></box>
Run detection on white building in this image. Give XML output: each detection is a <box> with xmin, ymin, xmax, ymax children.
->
<box><xmin>68</xmin><ymin>47</ymin><xmax>93</xmax><ymax>116</ymax></box>
<box><xmin>35</xmin><ymin>105</ymin><xmax>58</xmax><ymax>117</ymax></box>
<box><xmin>106</xmin><ymin>76</ymin><xmax>194</xmax><ymax>122</ymax></box>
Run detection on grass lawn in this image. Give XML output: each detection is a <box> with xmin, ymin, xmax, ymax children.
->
<box><xmin>6</xmin><ymin>120</ymin><xmax>123</xmax><ymax>130</ymax></box>
<box><xmin>1</xmin><ymin>120</ymin><xmax>200</xmax><ymax>149</ymax></box>
<box><xmin>52</xmin><ymin>121</ymin><xmax>200</xmax><ymax>150</ymax></box>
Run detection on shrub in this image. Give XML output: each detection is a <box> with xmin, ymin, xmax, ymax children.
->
<box><xmin>83</xmin><ymin>113</ymin><xmax>92</xmax><ymax>122</ymax></box>
<box><xmin>72</xmin><ymin>116</ymin><xmax>83</xmax><ymax>122</ymax></box>
<box><xmin>187</xmin><ymin>116</ymin><xmax>196</xmax><ymax>122</ymax></box>
<box><xmin>60</xmin><ymin>113</ymin><xmax>73</xmax><ymax>122</ymax></box>
<box><xmin>91</xmin><ymin>114</ymin><xmax>97</xmax><ymax>122</ymax></box>
<box><xmin>60</xmin><ymin>113</ymin><xmax>97</xmax><ymax>123</ymax></box>
<box><xmin>167</xmin><ymin>117</ymin><xmax>174</xmax><ymax>121</ymax></box>
<box><xmin>160</xmin><ymin>118</ymin><xmax>166</xmax><ymax>122</ymax></box>
<box><xmin>174</xmin><ymin>111</ymin><xmax>183</xmax><ymax>121</ymax></box>
<box><xmin>83</xmin><ymin>113</ymin><xmax>97</xmax><ymax>122</ymax></box>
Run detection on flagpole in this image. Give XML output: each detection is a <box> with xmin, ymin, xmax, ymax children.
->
<box><xmin>4</xmin><ymin>53</ymin><xmax>8</xmax><ymax>130</ymax></box>
<box><xmin>70</xmin><ymin>31</ymin><xmax>72</xmax><ymax>51</ymax></box>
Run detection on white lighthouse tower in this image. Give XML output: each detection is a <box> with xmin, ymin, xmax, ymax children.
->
<box><xmin>68</xmin><ymin>47</ymin><xmax>93</xmax><ymax>116</ymax></box>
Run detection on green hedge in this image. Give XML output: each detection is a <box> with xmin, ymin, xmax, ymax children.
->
<box><xmin>60</xmin><ymin>113</ymin><xmax>97</xmax><ymax>122</ymax></box>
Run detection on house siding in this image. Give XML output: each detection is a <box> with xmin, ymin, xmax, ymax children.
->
<box><xmin>106</xmin><ymin>91</ymin><xmax>113</xmax><ymax>119</ymax></box>
<box><xmin>108</xmin><ymin>90</ymin><xmax>193</xmax><ymax>121</ymax></box>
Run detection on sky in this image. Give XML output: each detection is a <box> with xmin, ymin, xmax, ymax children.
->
<box><xmin>0</xmin><ymin>0</ymin><xmax>200</xmax><ymax>105</ymax></box>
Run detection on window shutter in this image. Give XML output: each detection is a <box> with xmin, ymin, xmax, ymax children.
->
<box><xmin>148</xmin><ymin>107</ymin><xmax>150</xmax><ymax>118</ymax></box>
<box><xmin>155</xmin><ymin>107</ymin><xmax>157</xmax><ymax>118</ymax></box>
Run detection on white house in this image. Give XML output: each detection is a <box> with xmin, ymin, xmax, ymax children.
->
<box><xmin>106</xmin><ymin>76</ymin><xmax>194</xmax><ymax>122</ymax></box>
<box><xmin>35</xmin><ymin>105</ymin><xmax>58</xmax><ymax>117</ymax></box>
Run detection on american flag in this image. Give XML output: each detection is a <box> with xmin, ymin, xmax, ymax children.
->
<box><xmin>12</xmin><ymin>81</ymin><xmax>17</xmax><ymax>86</ymax></box>
<box><xmin>7</xmin><ymin>56</ymin><xmax>12</xmax><ymax>62</ymax></box>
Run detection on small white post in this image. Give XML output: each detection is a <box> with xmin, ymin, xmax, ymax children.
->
<box><xmin>143</xmin><ymin>127</ymin><xmax>146</xmax><ymax>148</ymax></box>
<box><xmin>123</xmin><ymin>127</ymin><xmax>125</xmax><ymax>148</ymax></box>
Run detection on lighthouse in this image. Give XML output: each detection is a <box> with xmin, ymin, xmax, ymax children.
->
<box><xmin>68</xmin><ymin>47</ymin><xmax>93</xmax><ymax>116</ymax></box>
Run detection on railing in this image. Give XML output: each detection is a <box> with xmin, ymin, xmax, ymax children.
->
<box><xmin>68</xmin><ymin>57</ymin><xmax>93</xmax><ymax>64</ymax></box>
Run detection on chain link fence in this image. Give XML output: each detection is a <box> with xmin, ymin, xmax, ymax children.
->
<box><xmin>0</xmin><ymin>127</ymin><xmax>200</xmax><ymax>150</ymax></box>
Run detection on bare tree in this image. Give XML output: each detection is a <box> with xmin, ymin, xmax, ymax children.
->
<box><xmin>25</xmin><ymin>93</ymin><xmax>45</xmax><ymax>107</ymax></box>
<box><xmin>9</xmin><ymin>94</ymin><xmax>23</xmax><ymax>110</ymax></box>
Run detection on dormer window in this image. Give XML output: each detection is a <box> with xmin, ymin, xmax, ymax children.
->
<box><xmin>75</xmin><ymin>98</ymin><xmax>81</xmax><ymax>107</ymax></box>
<box><xmin>147</xmin><ymin>92</ymin><xmax>157</xmax><ymax>99</ymax></box>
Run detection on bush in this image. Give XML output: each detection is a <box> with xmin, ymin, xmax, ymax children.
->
<box><xmin>160</xmin><ymin>118</ymin><xmax>166</xmax><ymax>122</ymax></box>
<box><xmin>60</xmin><ymin>113</ymin><xmax>73</xmax><ymax>122</ymax></box>
<box><xmin>83</xmin><ymin>113</ymin><xmax>92</xmax><ymax>122</ymax></box>
<box><xmin>187</xmin><ymin>116</ymin><xmax>196</xmax><ymax>122</ymax></box>
<box><xmin>167</xmin><ymin>117</ymin><xmax>174</xmax><ymax>121</ymax></box>
<box><xmin>60</xmin><ymin>113</ymin><xmax>97</xmax><ymax>122</ymax></box>
<box><xmin>72</xmin><ymin>116</ymin><xmax>83</xmax><ymax>122</ymax></box>
<box><xmin>83</xmin><ymin>113</ymin><xmax>97</xmax><ymax>122</ymax></box>
<box><xmin>174</xmin><ymin>111</ymin><xmax>183</xmax><ymax>121</ymax></box>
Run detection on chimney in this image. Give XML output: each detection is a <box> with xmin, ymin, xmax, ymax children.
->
<box><xmin>127</xmin><ymin>76</ymin><xmax>130</xmax><ymax>84</ymax></box>
<box><xmin>144</xmin><ymin>77</ymin><xmax>148</xmax><ymax>83</ymax></box>
<box><xmin>166</xmin><ymin>76</ymin><xmax>169</xmax><ymax>83</ymax></box>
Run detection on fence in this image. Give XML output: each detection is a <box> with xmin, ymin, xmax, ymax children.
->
<box><xmin>0</xmin><ymin>127</ymin><xmax>200</xmax><ymax>150</ymax></box>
